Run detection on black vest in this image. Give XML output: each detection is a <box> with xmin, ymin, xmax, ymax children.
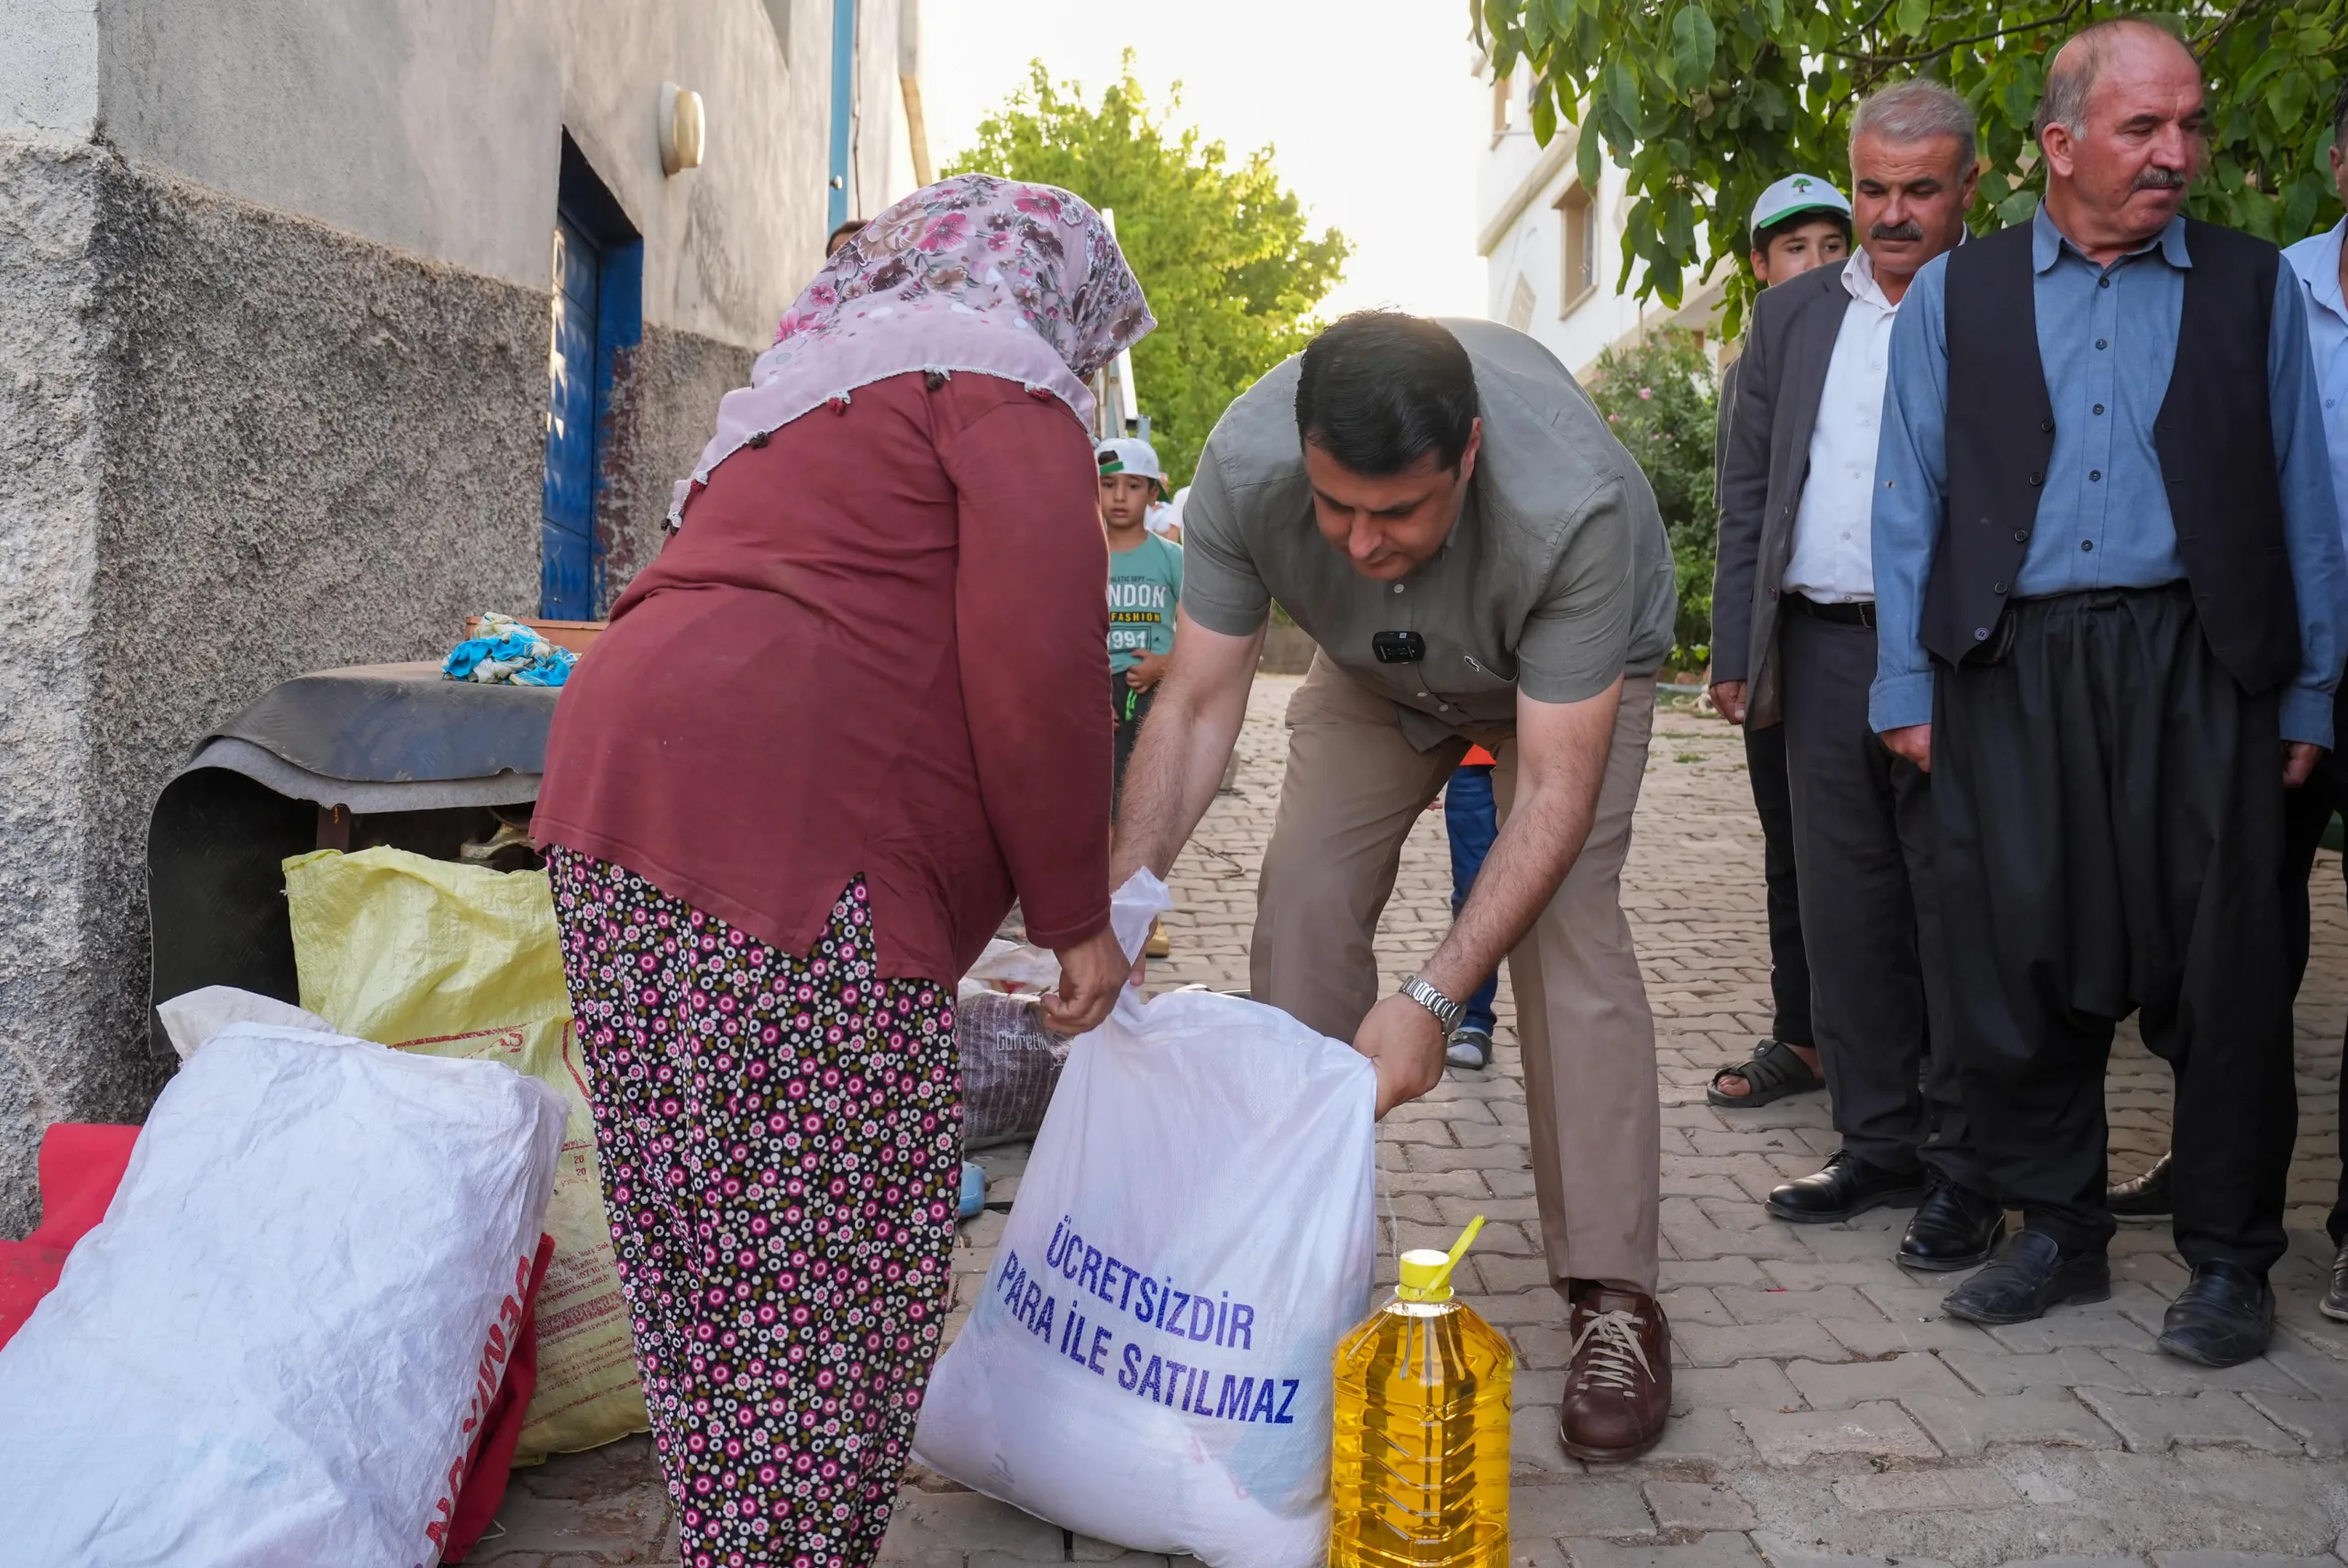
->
<box><xmin>1925</xmin><ymin>218</ymin><xmax>2298</xmax><ymax>693</ymax></box>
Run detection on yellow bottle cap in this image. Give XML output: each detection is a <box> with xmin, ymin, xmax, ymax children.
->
<box><xmin>1396</xmin><ymin>1215</ymin><xmax>1485</xmax><ymax>1302</ymax></box>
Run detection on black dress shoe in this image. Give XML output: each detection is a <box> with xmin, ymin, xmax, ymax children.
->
<box><xmin>2323</xmin><ymin>1240</ymin><xmax>2348</xmax><ymax>1324</ymax></box>
<box><xmin>2158</xmin><ymin>1261</ymin><xmax>2275</xmax><ymax>1367</ymax></box>
<box><xmin>1767</xmin><ymin>1149</ymin><xmax>1929</xmax><ymax>1224</ymax></box>
<box><xmin>1942</xmin><ymin>1231</ymin><xmax>2110</xmax><ymax>1325</ymax></box>
<box><xmin>2107</xmin><ymin>1152</ymin><xmax>2173</xmax><ymax>1221</ymax></box>
<box><xmin>1898</xmin><ymin>1178</ymin><xmax>2007</xmax><ymax>1272</ymax></box>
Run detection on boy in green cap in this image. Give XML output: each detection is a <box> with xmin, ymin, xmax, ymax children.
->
<box><xmin>1101</xmin><ymin>436</ymin><xmax>1181</xmax><ymax>958</ymax></box>
<box><xmin>1100</xmin><ymin>437</ymin><xmax>1183</xmax><ymax>804</ymax></box>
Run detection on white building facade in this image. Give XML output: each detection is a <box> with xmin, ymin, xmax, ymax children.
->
<box><xmin>1476</xmin><ymin>62</ymin><xmax>1725</xmax><ymax>378</ymax></box>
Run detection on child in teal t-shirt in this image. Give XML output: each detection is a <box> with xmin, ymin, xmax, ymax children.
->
<box><xmin>1098</xmin><ymin>437</ymin><xmax>1181</xmax><ymax>804</ymax></box>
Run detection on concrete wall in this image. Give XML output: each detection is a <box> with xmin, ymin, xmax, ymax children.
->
<box><xmin>0</xmin><ymin>0</ymin><xmax>98</xmax><ymax>138</ymax></box>
<box><xmin>596</xmin><ymin>325</ymin><xmax>758</xmax><ymax>598</ymax></box>
<box><xmin>0</xmin><ymin>138</ymin><xmax>114</xmax><ymax>1237</ymax></box>
<box><xmin>0</xmin><ymin>150</ymin><xmax>549</xmax><ymax>1231</ymax></box>
<box><xmin>93</xmin><ymin>0</ymin><xmax>906</xmax><ymax>349</ymax></box>
<box><xmin>847</xmin><ymin>0</ymin><xmax>914</xmax><ymax>226</ymax></box>
<box><xmin>0</xmin><ymin>0</ymin><xmax>915</xmax><ymax>1230</ymax></box>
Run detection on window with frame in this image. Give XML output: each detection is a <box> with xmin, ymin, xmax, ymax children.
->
<box><xmin>1557</xmin><ymin>183</ymin><xmax>1597</xmax><ymax>314</ymax></box>
<box><xmin>1491</xmin><ymin>72</ymin><xmax>1515</xmax><ymax>142</ymax></box>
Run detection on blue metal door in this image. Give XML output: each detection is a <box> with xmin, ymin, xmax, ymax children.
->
<box><xmin>542</xmin><ymin>212</ymin><xmax>602</xmax><ymax>619</ymax></box>
<box><xmin>828</xmin><ymin>0</ymin><xmax>857</xmax><ymax>227</ymax></box>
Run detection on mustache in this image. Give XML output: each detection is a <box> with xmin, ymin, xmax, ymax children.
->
<box><xmin>2133</xmin><ymin>164</ymin><xmax>2190</xmax><ymax>192</ymax></box>
<box><xmin>1869</xmin><ymin>220</ymin><xmax>1925</xmax><ymax>242</ymax></box>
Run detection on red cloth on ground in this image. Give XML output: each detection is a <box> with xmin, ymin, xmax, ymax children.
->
<box><xmin>441</xmin><ymin>1232</ymin><xmax>556</xmax><ymax>1563</ymax></box>
<box><xmin>533</xmin><ymin>370</ymin><xmax>1114</xmax><ymax>985</ymax></box>
<box><xmin>0</xmin><ymin>1122</ymin><xmax>552</xmax><ymax>1560</ymax></box>
<box><xmin>0</xmin><ymin>1123</ymin><xmax>140</xmax><ymax>1347</ymax></box>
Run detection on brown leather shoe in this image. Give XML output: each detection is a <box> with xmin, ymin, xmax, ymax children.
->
<box><xmin>1559</xmin><ymin>1284</ymin><xmax>1671</xmax><ymax>1462</ymax></box>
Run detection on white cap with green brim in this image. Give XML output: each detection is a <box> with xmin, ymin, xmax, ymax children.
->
<box><xmin>1095</xmin><ymin>436</ymin><xmax>1166</xmax><ymax>484</ymax></box>
<box><xmin>1750</xmin><ymin>173</ymin><xmax>1853</xmax><ymax>240</ymax></box>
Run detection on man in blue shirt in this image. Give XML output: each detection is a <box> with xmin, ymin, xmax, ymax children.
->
<box><xmin>1870</xmin><ymin>18</ymin><xmax>2348</xmax><ymax>1365</ymax></box>
<box><xmin>2276</xmin><ymin>83</ymin><xmax>2348</xmax><ymax>1324</ymax></box>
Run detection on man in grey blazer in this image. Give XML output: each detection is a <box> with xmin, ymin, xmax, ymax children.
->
<box><xmin>1708</xmin><ymin>175</ymin><xmax>1850</xmax><ymax>1112</ymax></box>
<box><xmin>1711</xmin><ymin>79</ymin><xmax>2000</xmax><ymax>1270</ymax></box>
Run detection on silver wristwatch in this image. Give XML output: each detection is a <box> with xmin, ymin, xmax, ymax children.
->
<box><xmin>1400</xmin><ymin>975</ymin><xmax>1466</xmax><ymax>1034</ymax></box>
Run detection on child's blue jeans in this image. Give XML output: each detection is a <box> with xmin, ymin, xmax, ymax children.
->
<box><xmin>1445</xmin><ymin>763</ymin><xmax>1501</xmax><ymax>1036</ymax></box>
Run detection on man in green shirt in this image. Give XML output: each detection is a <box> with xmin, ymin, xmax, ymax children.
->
<box><xmin>1104</xmin><ymin>311</ymin><xmax>1679</xmax><ymax>1461</ymax></box>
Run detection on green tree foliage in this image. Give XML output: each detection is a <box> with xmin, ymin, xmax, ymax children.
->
<box><xmin>1474</xmin><ymin>0</ymin><xmax>2348</xmax><ymax>336</ymax></box>
<box><xmin>947</xmin><ymin>59</ymin><xmax>1350</xmax><ymax>485</ymax></box>
<box><xmin>1588</xmin><ymin>331</ymin><xmax>1719</xmax><ymax>664</ymax></box>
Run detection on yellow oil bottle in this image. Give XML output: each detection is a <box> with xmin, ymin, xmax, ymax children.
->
<box><xmin>1326</xmin><ymin>1217</ymin><xmax>1513</xmax><ymax>1568</ymax></box>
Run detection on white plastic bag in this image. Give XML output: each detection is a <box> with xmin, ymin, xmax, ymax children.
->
<box><xmin>962</xmin><ymin>935</ymin><xmax>1062</xmax><ymax>995</ymax></box>
<box><xmin>154</xmin><ymin>983</ymin><xmax>334</xmax><ymax>1059</ymax></box>
<box><xmin>0</xmin><ymin>1024</ymin><xmax>566</xmax><ymax>1567</ymax></box>
<box><xmin>914</xmin><ymin>873</ymin><xmax>1379</xmax><ymax>1567</ymax></box>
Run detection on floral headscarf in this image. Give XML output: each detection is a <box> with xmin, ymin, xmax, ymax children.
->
<box><xmin>670</xmin><ymin>174</ymin><xmax>1155</xmax><ymax>525</ymax></box>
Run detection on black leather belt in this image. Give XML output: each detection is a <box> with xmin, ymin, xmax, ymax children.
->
<box><xmin>1786</xmin><ymin>594</ymin><xmax>1877</xmax><ymax>628</ymax></box>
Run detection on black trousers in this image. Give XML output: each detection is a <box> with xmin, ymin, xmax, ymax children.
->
<box><xmin>1934</xmin><ymin>585</ymin><xmax>2298</xmax><ymax>1271</ymax></box>
<box><xmin>2279</xmin><ymin>682</ymin><xmax>2348</xmax><ymax>1247</ymax></box>
<box><xmin>1742</xmin><ymin>718</ymin><xmax>1814</xmax><ymax>1046</ymax></box>
<box><xmin>1780</xmin><ymin>607</ymin><xmax>1973</xmax><ymax>1184</ymax></box>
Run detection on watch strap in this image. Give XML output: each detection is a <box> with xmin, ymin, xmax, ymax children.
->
<box><xmin>1401</xmin><ymin>975</ymin><xmax>1465</xmax><ymax>1033</ymax></box>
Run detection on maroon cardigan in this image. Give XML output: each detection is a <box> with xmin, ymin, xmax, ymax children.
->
<box><xmin>534</xmin><ymin>371</ymin><xmax>1113</xmax><ymax>983</ymax></box>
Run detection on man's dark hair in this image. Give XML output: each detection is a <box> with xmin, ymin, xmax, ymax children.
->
<box><xmin>2332</xmin><ymin>76</ymin><xmax>2348</xmax><ymax>149</ymax></box>
<box><xmin>1294</xmin><ymin>312</ymin><xmax>1479</xmax><ymax>476</ymax></box>
<box><xmin>1750</xmin><ymin>208</ymin><xmax>1853</xmax><ymax>261</ymax></box>
<box><xmin>825</xmin><ymin>218</ymin><xmax>868</xmax><ymax>258</ymax></box>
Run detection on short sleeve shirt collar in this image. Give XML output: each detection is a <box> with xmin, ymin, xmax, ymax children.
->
<box><xmin>2287</xmin><ymin>219</ymin><xmax>2347</xmax><ymax>324</ymax></box>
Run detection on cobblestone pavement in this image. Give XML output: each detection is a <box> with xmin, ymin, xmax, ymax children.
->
<box><xmin>479</xmin><ymin>678</ymin><xmax>2348</xmax><ymax>1568</ymax></box>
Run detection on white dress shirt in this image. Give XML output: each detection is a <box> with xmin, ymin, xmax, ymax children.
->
<box><xmin>2282</xmin><ymin>219</ymin><xmax>2348</xmax><ymax>561</ymax></box>
<box><xmin>1784</xmin><ymin>248</ymin><xmax>1902</xmax><ymax>602</ymax></box>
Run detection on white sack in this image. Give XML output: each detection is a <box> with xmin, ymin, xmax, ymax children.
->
<box><xmin>155</xmin><ymin>983</ymin><xmax>336</xmax><ymax>1060</ymax></box>
<box><xmin>914</xmin><ymin>873</ymin><xmax>1379</xmax><ymax>1567</ymax></box>
<box><xmin>961</xmin><ymin>936</ymin><xmax>1061</xmax><ymax>995</ymax></box>
<box><xmin>0</xmin><ymin>1024</ymin><xmax>566</xmax><ymax>1567</ymax></box>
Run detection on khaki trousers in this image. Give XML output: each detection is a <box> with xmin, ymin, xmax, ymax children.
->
<box><xmin>1250</xmin><ymin>655</ymin><xmax>1661</xmax><ymax>1296</ymax></box>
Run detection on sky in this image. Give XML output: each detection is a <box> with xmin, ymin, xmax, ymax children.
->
<box><xmin>918</xmin><ymin>0</ymin><xmax>1490</xmax><ymax>321</ymax></box>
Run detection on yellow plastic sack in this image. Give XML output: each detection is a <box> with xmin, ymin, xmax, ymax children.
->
<box><xmin>283</xmin><ymin>845</ymin><xmax>648</xmax><ymax>1460</ymax></box>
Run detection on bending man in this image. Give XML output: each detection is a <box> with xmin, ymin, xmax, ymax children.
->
<box><xmin>1109</xmin><ymin>311</ymin><xmax>1679</xmax><ymax>1459</ymax></box>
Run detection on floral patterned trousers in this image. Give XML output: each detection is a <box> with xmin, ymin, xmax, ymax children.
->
<box><xmin>548</xmin><ymin>849</ymin><xmax>961</xmax><ymax>1568</ymax></box>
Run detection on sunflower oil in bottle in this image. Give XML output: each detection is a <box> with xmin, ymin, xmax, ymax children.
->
<box><xmin>1327</xmin><ymin>1217</ymin><xmax>1513</xmax><ymax>1568</ymax></box>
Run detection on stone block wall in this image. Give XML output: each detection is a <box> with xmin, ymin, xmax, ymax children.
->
<box><xmin>596</xmin><ymin>323</ymin><xmax>755</xmax><ymax>602</ymax></box>
<box><xmin>0</xmin><ymin>137</ymin><xmax>115</xmax><ymax>1240</ymax></box>
<box><xmin>0</xmin><ymin>140</ymin><xmax>747</xmax><ymax>1232</ymax></box>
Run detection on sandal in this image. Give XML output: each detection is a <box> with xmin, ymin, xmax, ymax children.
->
<box><xmin>1708</xmin><ymin>1038</ymin><xmax>1822</xmax><ymax>1108</ymax></box>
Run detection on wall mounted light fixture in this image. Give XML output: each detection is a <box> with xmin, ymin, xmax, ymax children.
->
<box><xmin>659</xmin><ymin>83</ymin><xmax>705</xmax><ymax>175</ymax></box>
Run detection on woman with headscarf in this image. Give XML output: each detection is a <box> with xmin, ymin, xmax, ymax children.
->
<box><xmin>530</xmin><ymin>175</ymin><xmax>1153</xmax><ymax>1565</ymax></box>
